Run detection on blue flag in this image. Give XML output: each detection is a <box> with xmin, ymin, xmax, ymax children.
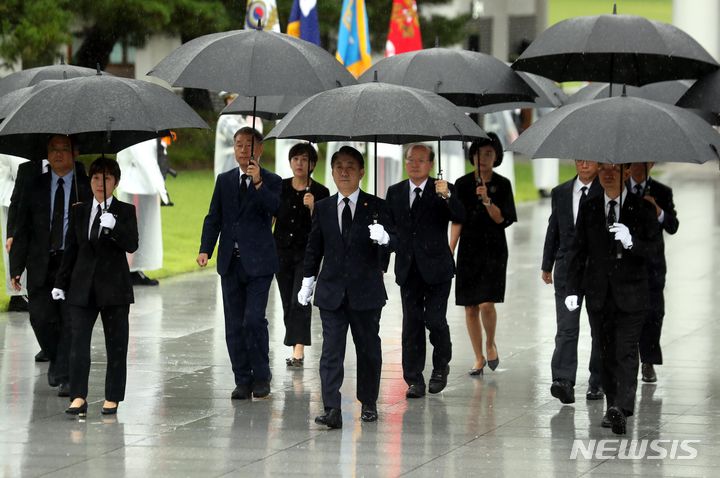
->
<box><xmin>336</xmin><ymin>0</ymin><xmax>372</xmax><ymax>77</ymax></box>
<box><xmin>287</xmin><ymin>0</ymin><xmax>320</xmax><ymax>45</ymax></box>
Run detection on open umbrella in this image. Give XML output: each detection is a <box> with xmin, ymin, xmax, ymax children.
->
<box><xmin>677</xmin><ymin>69</ymin><xmax>720</xmax><ymax>115</ymax></box>
<box><xmin>512</xmin><ymin>9</ymin><xmax>718</xmax><ymax>86</ymax></box>
<box><xmin>0</xmin><ymin>62</ymin><xmax>112</xmax><ymax>98</ymax></box>
<box><xmin>266</xmin><ymin>82</ymin><xmax>487</xmax><ymax>193</ymax></box>
<box><xmin>567</xmin><ymin>80</ymin><xmax>694</xmax><ymax>104</ymax></box>
<box><xmin>220</xmin><ymin>95</ymin><xmax>305</xmax><ymax>121</ymax></box>
<box><xmin>469</xmin><ymin>71</ymin><xmax>567</xmax><ymax>115</ymax></box>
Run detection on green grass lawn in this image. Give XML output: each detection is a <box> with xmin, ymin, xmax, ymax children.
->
<box><xmin>549</xmin><ymin>0</ymin><xmax>672</xmax><ymax>24</ymax></box>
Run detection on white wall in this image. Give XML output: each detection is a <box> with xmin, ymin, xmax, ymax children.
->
<box><xmin>673</xmin><ymin>0</ymin><xmax>719</xmax><ymax>61</ymax></box>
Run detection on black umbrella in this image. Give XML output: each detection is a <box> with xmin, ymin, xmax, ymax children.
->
<box><xmin>357</xmin><ymin>47</ymin><xmax>536</xmax><ymax>108</ymax></box>
<box><xmin>0</xmin><ymin>62</ymin><xmax>112</xmax><ymax>98</ymax></box>
<box><xmin>0</xmin><ymin>75</ymin><xmax>209</xmax><ymax>160</ymax></box>
<box><xmin>468</xmin><ymin>71</ymin><xmax>567</xmax><ymax>114</ymax></box>
<box><xmin>266</xmin><ymin>82</ymin><xmax>487</xmax><ymax>192</ymax></box>
<box><xmin>221</xmin><ymin>95</ymin><xmax>305</xmax><ymax>120</ymax></box>
<box><xmin>512</xmin><ymin>10</ymin><xmax>718</xmax><ymax>86</ymax></box>
<box><xmin>508</xmin><ymin>95</ymin><xmax>720</xmax><ymax>165</ymax></box>
<box><xmin>677</xmin><ymin>69</ymin><xmax>720</xmax><ymax>115</ymax></box>
<box><xmin>567</xmin><ymin>80</ymin><xmax>694</xmax><ymax>104</ymax></box>
<box><xmin>0</xmin><ymin>81</ymin><xmax>60</xmax><ymax>121</ymax></box>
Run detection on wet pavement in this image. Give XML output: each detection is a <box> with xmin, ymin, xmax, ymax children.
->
<box><xmin>1</xmin><ymin>162</ymin><xmax>719</xmax><ymax>477</ymax></box>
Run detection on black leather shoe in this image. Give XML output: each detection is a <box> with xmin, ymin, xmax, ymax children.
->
<box><xmin>586</xmin><ymin>386</ymin><xmax>604</xmax><ymax>400</ymax></box>
<box><xmin>550</xmin><ymin>380</ymin><xmax>575</xmax><ymax>404</ymax></box>
<box><xmin>65</xmin><ymin>400</ymin><xmax>87</xmax><ymax>416</ymax></box>
<box><xmin>131</xmin><ymin>271</ymin><xmax>159</xmax><ymax>286</ymax></box>
<box><xmin>35</xmin><ymin>350</ymin><xmax>49</xmax><ymax>362</ymax></box>
<box><xmin>360</xmin><ymin>403</ymin><xmax>378</xmax><ymax>422</ymax></box>
<box><xmin>405</xmin><ymin>384</ymin><xmax>426</xmax><ymax>399</ymax></box>
<box><xmin>315</xmin><ymin>408</ymin><xmax>342</xmax><ymax>429</ymax></box>
<box><xmin>607</xmin><ymin>406</ymin><xmax>627</xmax><ymax>435</ymax></box>
<box><xmin>641</xmin><ymin>363</ymin><xmax>657</xmax><ymax>383</ymax></box>
<box><xmin>57</xmin><ymin>383</ymin><xmax>70</xmax><ymax>397</ymax></box>
<box><xmin>252</xmin><ymin>381</ymin><xmax>271</xmax><ymax>398</ymax></box>
<box><xmin>101</xmin><ymin>402</ymin><xmax>118</xmax><ymax>415</ymax></box>
<box><xmin>231</xmin><ymin>384</ymin><xmax>251</xmax><ymax>400</ymax></box>
<box><xmin>601</xmin><ymin>413</ymin><xmax>612</xmax><ymax>428</ymax></box>
<box><xmin>428</xmin><ymin>366</ymin><xmax>449</xmax><ymax>394</ymax></box>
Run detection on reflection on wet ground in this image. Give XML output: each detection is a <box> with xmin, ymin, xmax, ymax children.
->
<box><xmin>1</xmin><ymin>162</ymin><xmax>719</xmax><ymax>477</ymax></box>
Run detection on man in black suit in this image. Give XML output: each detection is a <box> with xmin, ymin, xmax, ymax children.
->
<box><xmin>197</xmin><ymin>127</ymin><xmax>281</xmax><ymax>400</ymax></box>
<box><xmin>298</xmin><ymin>146</ymin><xmax>396</xmax><ymax>429</ymax></box>
<box><xmin>565</xmin><ymin>162</ymin><xmax>661</xmax><ymax>435</ymax></box>
<box><xmin>628</xmin><ymin>162</ymin><xmax>679</xmax><ymax>383</ymax></box>
<box><xmin>542</xmin><ymin>160</ymin><xmax>603</xmax><ymax>404</ymax></box>
<box><xmin>9</xmin><ymin>135</ymin><xmax>91</xmax><ymax>395</ymax></box>
<box><xmin>386</xmin><ymin>144</ymin><xmax>464</xmax><ymax>398</ymax></box>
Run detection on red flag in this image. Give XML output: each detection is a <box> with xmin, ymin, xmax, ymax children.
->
<box><xmin>385</xmin><ymin>0</ymin><xmax>423</xmax><ymax>57</ymax></box>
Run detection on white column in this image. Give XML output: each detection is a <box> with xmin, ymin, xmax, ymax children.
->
<box><xmin>673</xmin><ymin>0</ymin><xmax>719</xmax><ymax>61</ymax></box>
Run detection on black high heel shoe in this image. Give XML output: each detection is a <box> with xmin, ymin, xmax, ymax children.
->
<box><xmin>468</xmin><ymin>358</ymin><xmax>487</xmax><ymax>376</ymax></box>
<box><xmin>101</xmin><ymin>402</ymin><xmax>119</xmax><ymax>415</ymax></box>
<box><xmin>65</xmin><ymin>399</ymin><xmax>87</xmax><ymax>416</ymax></box>
<box><xmin>488</xmin><ymin>343</ymin><xmax>500</xmax><ymax>371</ymax></box>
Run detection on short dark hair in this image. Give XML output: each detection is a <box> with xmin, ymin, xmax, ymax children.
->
<box><xmin>288</xmin><ymin>142</ymin><xmax>318</xmax><ymax>165</ymax></box>
<box><xmin>406</xmin><ymin>144</ymin><xmax>435</xmax><ymax>162</ymax></box>
<box><xmin>331</xmin><ymin>146</ymin><xmax>364</xmax><ymax>169</ymax></box>
<box><xmin>468</xmin><ymin>132</ymin><xmax>503</xmax><ymax>167</ymax></box>
<box><xmin>47</xmin><ymin>134</ymin><xmax>73</xmax><ymax>151</ymax></box>
<box><xmin>233</xmin><ymin>127</ymin><xmax>264</xmax><ymax>143</ymax></box>
<box><xmin>89</xmin><ymin>156</ymin><xmax>121</xmax><ymax>183</ymax></box>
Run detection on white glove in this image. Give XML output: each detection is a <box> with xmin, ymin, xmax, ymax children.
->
<box><xmin>609</xmin><ymin>222</ymin><xmax>633</xmax><ymax>249</ymax></box>
<box><xmin>368</xmin><ymin>223</ymin><xmax>390</xmax><ymax>245</ymax></box>
<box><xmin>565</xmin><ymin>295</ymin><xmax>579</xmax><ymax>312</ymax></box>
<box><xmin>51</xmin><ymin>288</ymin><xmax>66</xmax><ymax>301</ymax></box>
<box><xmin>297</xmin><ymin>276</ymin><xmax>316</xmax><ymax>306</ymax></box>
<box><xmin>99</xmin><ymin>213</ymin><xmax>116</xmax><ymax>230</ymax></box>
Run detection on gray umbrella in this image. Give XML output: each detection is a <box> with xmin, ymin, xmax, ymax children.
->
<box><xmin>0</xmin><ymin>62</ymin><xmax>112</xmax><ymax>98</ymax></box>
<box><xmin>567</xmin><ymin>80</ymin><xmax>694</xmax><ymax>104</ymax></box>
<box><xmin>677</xmin><ymin>69</ymin><xmax>720</xmax><ymax>115</ymax></box>
<box><xmin>0</xmin><ymin>75</ymin><xmax>209</xmax><ymax>160</ymax></box>
<box><xmin>508</xmin><ymin>94</ymin><xmax>720</xmax><ymax>164</ymax></box>
<box><xmin>512</xmin><ymin>12</ymin><xmax>718</xmax><ymax>85</ymax></box>
<box><xmin>468</xmin><ymin>71</ymin><xmax>567</xmax><ymax>114</ymax></box>
<box><xmin>357</xmin><ymin>48</ymin><xmax>536</xmax><ymax>107</ymax></box>
<box><xmin>147</xmin><ymin>29</ymin><xmax>356</xmax><ymax>96</ymax></box>
<box><xmin>221</xmin><ymin>95</ymin><xmax>305</xmax><ymax>120</ymax></box>
<box><xmin>0</xmin><ymin>81</ymin><xmax>61</xmax><ymax>120</ymax></box>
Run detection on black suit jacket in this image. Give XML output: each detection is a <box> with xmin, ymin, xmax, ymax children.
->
<box><xmin>9</xmin><ymin>163</ymin><xmax>91</xmax><ymax>289</ymax></box>
<box><xmin>199</xmin><ymin>166</ymin><xmax>282</xmax><ymax>277</ymax></box>
<box><xmin>55</xmin><ymin>198</ymin><xmax>138</xmax><ymax>307</ymax></box>
<box><xmin>304</xmin><ymin>190</ymin><xmax>396</xmax><ymax>311</ymax></box>
<box><xmin>627</xmin><ymin>177</ymin><xmax>679</xmax><ymax>279</ymax></box>
<box><xmin>541</xmin><ymin>176</ymin><xmax>602</xmax><ymax>273</ymax></box>
<box><xmin>386</xmin><ymin>178</ymin><xmax>465</xmax><ymax>286</ymax></box>
<box><xmin>566</xmin><ymin>192</ymin><xmax>661</xmax><ymax>313</ymax></box>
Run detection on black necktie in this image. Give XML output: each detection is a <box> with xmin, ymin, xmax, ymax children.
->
<box><xmin>634</xmin><ymin>183</ymin><xmax>643</xmax><ymax>196</ymax></box>
<box><xmin>341</xmin><ymin>197</ymin><xmax>352</xmax><ymax>244</ymax></box>
<box><xmin>607</xmin><ymin>199</ymin><xmax>617</xmax><ymax>228</ymax></box>
<box><xmin>50</xmin><ymin>178</ymin><xmax>65</xmax><ymax>251</ymax></box>
<box><xmin>579</xmin><ymin>186</ymin><xmax>588</xmax><ymax>207</ymax></box>
<box><xmin>90</xmin><ymin>205</ymin><xmax>102</xmax><ymax>240</ymax></box>
<box><xmin>411</xmin><ymin>187</ymin><xmax>422</xmax><ymax>216</ymax></box>
<box><xmin>240</xmin><ymin>174</ymin><xmax>249</xmax><ymax>196</ymax></box>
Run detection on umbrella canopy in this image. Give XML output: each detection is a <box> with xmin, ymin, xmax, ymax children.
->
<box><xmin>567</xmin><ymin>80</ymin><xmax>693</xmax><ymax>104</ymax></box>
<box><xmin>0</xmin><ymin>76</ymin><xmax>208</xmax><ymax>160</ymax></box>
<box><xmin>0</xmin><ymin>63</ymin><xmax>112</xmax><ymax>98</ymax></box>
<box><xmin>508</xmin><ymin>95</ymin><xmax>720</xmax><ymax>164</ymax></box>
<box><xmin>147</xmin><ymin>29</ymin><xmax>356</xmax><ymax>96</ymax></box>
<box><xmin>265</xmin><ymin>82</ymin><xmax>487</xmax><ymax>144</ymax></box>
<box><xmin>221</xmin><ymin>95</ymin><xmax>305</xmax><ymax>120</ymax></box>
<box><xmin>512</xmin><ymin>13</ymin><xmax>718</xmax><ymax>85</ymax></box>
<box><xmin>468</xmin><ymin>71</ymin><xmax>567</xmax><ymax>114</ymax></box>
<box><xmin>0</xmin><ymin>81</ymin><xmax>60</xmax><ymax>120</ymax></box>
<box><xmin>677</xmin><ymin>69</ymin><xmax>720</xmax><ymax>115</ymax></box>
<box><xmin>357</xmin><ymin>48</ymin><xmax>536</xmax><ymax>107</ymax></box>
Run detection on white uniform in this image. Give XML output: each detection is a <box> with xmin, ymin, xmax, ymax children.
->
<box><xmin>0</xmin><ymin>154</ymin><xmax>28</xmax><ymax>295</ymax></box>
<box><xmin>116</xmin><ymin>140</ymin><xmax>166</xmax><ymax>272</ymax></box>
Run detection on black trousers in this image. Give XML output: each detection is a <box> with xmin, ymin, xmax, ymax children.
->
<box><xmin>27</xmin><ymin>252</ymin><xmax>72</xmax><ymax>385</ymax></box>
<box><xmin>639</xmin><ymin>280</ymin><xmax>665</xmax><ymax>365</ymax></box>
<box><xmin>550</xmin><ymin>259</ymin><xmax>602</xmax><ymax>388</ymax></box>
<box><xmin>276</xmin><ymin>249</ymin><xmax>312</xmax><ymax>346</ymax></box>
<box><xmin>589</xmin><ymin>287</ymin><xmax>646</xmax><ymax>416</ymax></box>
<box><xmin>220</xmin><ymin>254</ymin><xmax>273</xmax><ymax>386</ymax></box>
<box><xmin>69</xmin><ymin>303</ymin><xmax>130</xmax><ymax>402</ymax></box>
<box><xmin>400</xmin><ymin>261</ymin><xmax>452</xmax><ymax>387</ymax></box>
<box><xmin>319</xmin><ymin>300</ymin><xmax>382</xmax><ymax>410</ymax></box>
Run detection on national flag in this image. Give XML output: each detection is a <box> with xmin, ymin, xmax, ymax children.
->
<box><xmin>245</xmin><ymin>0</ymin><xmax>281</xmax><ymax>32</ymax></box>
<box><xmin>287</xmin><ymin>0</ymin><xmax>321</xmax><ymax>45</ymax></box>
<box><xmin>336</xmin><ymin>0</ymin><xmax>372</xmax><ymax>78</ymax></box>
<box><xmin>385</xmin><ymin>0</ymin><xmax>423</xmax><ymax>57</ymax></box>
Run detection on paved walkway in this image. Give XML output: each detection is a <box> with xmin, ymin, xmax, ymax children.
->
<box><xmin>1</xmin><ymin>162</ymin><xmax>719</xmax><ymax>477</ymax></box>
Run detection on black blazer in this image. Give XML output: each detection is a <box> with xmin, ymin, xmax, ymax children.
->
<box><xmin>386</xmin><ymin>178</ymin><xmax>465</xmax><ymax>286</ymax></box>
<box><xmin>55</xmin><ymin>199</ymin><xmax>138</xmax><ymax>307</ymax></box>
<box><xmin>199</xmin><ymin>167</ymin><xmax>282</xmax><ymax>277</ymax></box>
<box><xmin>303</xmin><ymin>190</ymin><xmax>396</xmax><ymax>311</ymax></box>
<box><xmin>9</xmin><ymin>163</ymin><xmax>91</xmax><ymax>289</ymax></box>
<box><xmin>541</xmin><ymin>176</ymin><xmax>602</xmax><ymax>273</ymax></box>
<box><xmin>566</xmin><ymin>192</ymin><xmax>661</xmax><ymax>313</ymax></box>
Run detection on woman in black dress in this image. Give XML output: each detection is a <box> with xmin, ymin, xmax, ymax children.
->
<box><xmin>274</xmin><ymin>143</ymin><xmax>329</xmax><ymax>368</ymax></box>
<box><xmin>450</xmin><ymin>133</ymin><xmax>517</xmax><ymax>375</ymax></box>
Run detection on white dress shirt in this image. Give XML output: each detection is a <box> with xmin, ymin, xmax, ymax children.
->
<box><xmin>572</xmin><ymin>177</ymin><xmax>592</xmax><ymax>224</ymax></box>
